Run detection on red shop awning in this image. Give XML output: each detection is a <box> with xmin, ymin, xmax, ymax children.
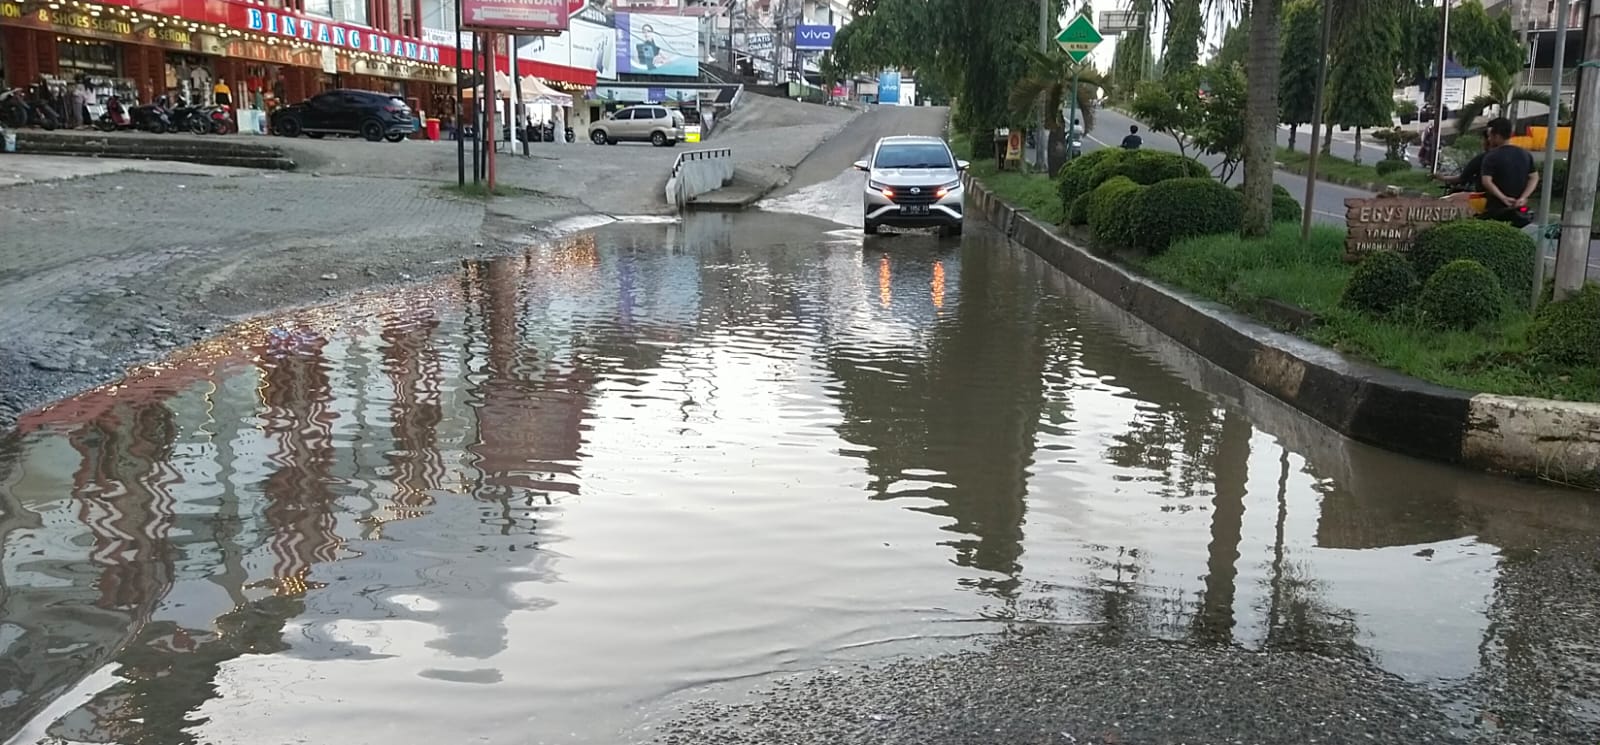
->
<box><xmin>438</xmin><ymin>48</ymin><xmax>596</xmax><ymax>88</ymax></box>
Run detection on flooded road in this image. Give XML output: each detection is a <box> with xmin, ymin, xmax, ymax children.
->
<box><xmin>2</xmin><ymin>210</ymin><xmax>1598</xmax><ymax>745</ymax></box>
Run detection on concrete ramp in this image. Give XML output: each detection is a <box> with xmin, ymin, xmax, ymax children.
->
<box><xmin>12</xmin><ymin>130</ymin><xmax>296</xmax><ymax>170</ymax></box>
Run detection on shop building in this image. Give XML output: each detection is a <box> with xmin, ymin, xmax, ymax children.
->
<box><xmin>1</xmin><ymin>0</ymin><xmax>457</xmax><ymax>126</ymax></box>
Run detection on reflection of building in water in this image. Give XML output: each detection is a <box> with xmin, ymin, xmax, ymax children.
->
<box><xmin>256</xmin><ymin>328</ymin><xmax>343</xmax><ymax>596</ymax></box>
<box><xmin>376</xmin><ymin>309</ymin><xmax>447</xmax><ymax>529</ymax></box>
<box><xmin>0</xmin><ymin>400</ymin><xmax>184</xmax><ymax>743</ymax></box>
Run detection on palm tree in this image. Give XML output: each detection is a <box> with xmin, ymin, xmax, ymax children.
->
<box><xmin>1454</xmin><ymin>69</ymin><xmax>1557</xmax><ymax>134</ymax></box>
<box><xmin>1240</xmin><ymin>0</ymin><xmax>1283</xmax><ymax>237</ymax></box>
<box><xmin>1008</xmin><ymin>48</ymin><xmax>1107</xmax><ymax>175</ymax></box>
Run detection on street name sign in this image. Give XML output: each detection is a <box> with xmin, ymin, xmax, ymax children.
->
<box><xmin>1055</xmin><ymin>15</ymin><xmax>1103</xmax><ymax>63</ymax></box>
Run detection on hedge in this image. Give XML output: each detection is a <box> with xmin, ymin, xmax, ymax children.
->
<box><xmin>1411</xmin><ymin>219</ymin><xmax>1536</xmax><ymax>299</ymax></box>
<box><xmin>1087</xmin><ymin>176</ymin><xmax>1146</xmax><ymax>247</ymax></box>
<box><xmin>1127</xmin><ymin>178</ymin><xmax>1243</xmax><ymax>254</ymax></box>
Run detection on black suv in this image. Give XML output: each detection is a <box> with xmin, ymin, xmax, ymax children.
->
<box><xmin>271</xmin><ymin>89</ymin><xmax>416</xmax><ymax>142</ymax></box>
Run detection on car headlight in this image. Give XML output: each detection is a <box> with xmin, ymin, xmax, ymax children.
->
<box><xmin>936</xmin><ymin>179</ymin><xmax>962</xmax><ymax>198</ymax></box>
<box><xmin>867</xmin><ymin>179</ymin><xmax>894</xmax><ymax>197</ymax></box>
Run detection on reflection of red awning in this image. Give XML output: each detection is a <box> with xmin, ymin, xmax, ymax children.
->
<box><xmin>14</xmin><ymin>348</ymin><xmax>259</xmax><ymax>437</ymax></box>
<box><xmin>440</xmin><ymin>49</ymin><xmax>597</xmax><ymax>87</ymax></box>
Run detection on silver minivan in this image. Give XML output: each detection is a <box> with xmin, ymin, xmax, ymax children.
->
<box><xmin>588</xmin><ymin>105</ymin><xmax>684</xmax><ymax>147</ymax></box>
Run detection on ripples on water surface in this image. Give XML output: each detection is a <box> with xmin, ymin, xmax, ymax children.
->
<box><xmin>1</xmin><ymin>212</ymin><xmax>1596</xmax><ymax>745</ymax></box>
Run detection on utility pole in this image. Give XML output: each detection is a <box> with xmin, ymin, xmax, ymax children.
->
<box><xmin>1532</xmin><ymin>0</ymin><xmax>1571</xmax><ymax>308</ymax></box>
<box><xmin>1554</xmin><ymin>0</ymin><xmax>1600</xmax><ymax>298</ymax></box>
<box><xmin>1431</xmin><ymin>0</ymin><xmax>1451</xmax><ymax>174</ymax></box>
<box><xmin>1037</xmin><ymin>0</ymin><xmax>1049</xmax><ymax>171</ymax></box>
<box><xmin>1512</xmin><ymin>0</ymin><xmax>1533</xmax><ymax>124</ymax></box>
<box><xmin>1299</xmin><ymin>0</ymin><xmax>1336</xmax><ymax>242</ymax></box>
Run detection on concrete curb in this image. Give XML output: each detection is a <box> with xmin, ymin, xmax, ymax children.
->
<box><xmin>964</xmin><ymin>174</ymin><xmax>1600</xmax><ymax>490</ymax></box>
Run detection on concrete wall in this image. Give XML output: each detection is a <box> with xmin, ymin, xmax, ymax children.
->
<box><xmin>665</xmin><ymin>148</ymin><xmax>735</xmax><ymax>208</ymax></box>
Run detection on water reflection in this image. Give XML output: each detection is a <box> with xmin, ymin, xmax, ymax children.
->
<box><xmin>0</xmin><ymin>213</ymin><xmax>1596</xmax><ymax>745</ymax></box>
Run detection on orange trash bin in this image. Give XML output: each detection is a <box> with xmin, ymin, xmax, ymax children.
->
<box><xmin>425</xmin><ymin>118</ymin><xmax>441</xmax><ymax>141</ymax></box>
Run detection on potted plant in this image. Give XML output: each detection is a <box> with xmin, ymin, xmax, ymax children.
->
<box><xmin>1396</xmin><ymin>99</ymin><xmax>1418</xmax><ymax>125</ymax></box>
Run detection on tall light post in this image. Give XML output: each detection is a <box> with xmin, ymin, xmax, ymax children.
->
<box><xmin>1430</xmin><ymin>0</ymin><xmax>1451</xmax><ymax>175</ymax></box>
<box><xmin>1532</xmin><ymin>0</ymin><xmax>1571</xmax><ymax>308</ymax></box>
<box><xmin>1038</xmin><ymin>0</ymin><xmax>1050</xmax><ymax>171</ymax></box>
<box><xmin>1299</xmin><ymin>0</ymin><xmax>1336</xmax><ymax>242</ymax></box>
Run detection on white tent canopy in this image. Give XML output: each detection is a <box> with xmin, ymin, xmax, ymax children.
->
<box><xmin>518</xmin><ymin>76</ymin><xmax>573</xmax><ymax>106</ymax></box>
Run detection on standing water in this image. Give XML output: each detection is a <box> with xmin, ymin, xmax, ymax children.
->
<box><xmin>1</xmin><ymin>213</ymin><xmax>1596</xmax><ymax>745</ymax></box>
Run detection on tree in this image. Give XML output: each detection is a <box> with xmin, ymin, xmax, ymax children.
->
<box><xmin>1454</xmin><ymin>69</ymin><xmax>1557</xmax><ymax>134</ymax></box>
<box><xmin>1326</xmin><ymin>0</ymin><xmax>1402</xmax><ymax>165</ymax></box>
<box><xmin>1009</xmin><ymin>48</ymin><xmax>1106</xmax><ymax>174</ymax></box>
<box><xmin>1240</xmin><ymin>0</ymin><xmax>1283</xmax><ymax>237</ymax></box>
<box><xmin>1165</xmin><ymin>0</ymin><xmax>1204</xmax><ymax>74</ymax></box>
<box><xmin>1131</xmin><ymin>73</ymin><xmax>1205</xmax><ymax>158</ymax></box>
<box><xmin>1278</xmin><ymin>0</ymin><xmax>1321</xmax><ymax>152</ymax></box>
<box><xmin>1110</xmin><ymin>11</ymin><xmax>1156</xmax><ymax>99</ymax></box>
<box><xmin>1213</xmin><ymin>19</ymin><xmax>1250</xmax><ymax>70</ymax></box>
<box><xmin>1201</xmin><ymin>62</ymin><xmax>1250</xmax><ymax>183</ymax></box>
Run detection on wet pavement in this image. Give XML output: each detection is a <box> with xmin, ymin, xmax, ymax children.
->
<box><xmin>2</xmin><ymin>202</ymin><xmax>1599</xmax><ymax>744</ymax></box>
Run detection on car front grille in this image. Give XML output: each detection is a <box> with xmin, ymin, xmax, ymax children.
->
<box><xmin>890</xmin><ymin>185</ymin><xmax>942</xmax><ymax>205</ymax></box>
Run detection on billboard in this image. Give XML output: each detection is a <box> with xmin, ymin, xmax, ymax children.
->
<box><xmin>794</xmin><ymin>24</ymin><xmax>834</xmax><ymax>50</ymax></box>
<box><xmin>462</xmin><ymin>0</ymin><xmax>570</xmax><ymax>33</ymax></box>
<box><xmin>615</xmin><ymin>12</ymin><xmax>700</xmax><ymax>77</ymax></box>
<box><xmin>517</xmin><ymin>19</ymin><xmax>618</xmax><ymax>78</ymax></box>
<box><xmin>877</xmin><ymin>70</ymin><xmax>901</xmax><ymax>104</ymax></box>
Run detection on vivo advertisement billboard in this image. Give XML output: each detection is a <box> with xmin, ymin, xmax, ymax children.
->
<box><xmin>794</xmin><ymin>24</ymin><xmax>835</xmax><ymax>50</ymax></box>
<box><xmin>615</xmin><ymin>12</ymin><xmax>701</xmax><ymax>77</ymax></box>
<box><xmin>877</xmin><ymin>70</ymin><xmax>901</xmax><ymax>104</ymax></box>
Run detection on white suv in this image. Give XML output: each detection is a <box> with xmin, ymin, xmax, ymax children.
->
<box><xmin>852</xmin><ymin>136</ymin><xmax>969</xmax><ymax>236</ymax></box>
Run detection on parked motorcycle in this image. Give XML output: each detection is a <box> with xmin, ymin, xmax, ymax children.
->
<box><xmin>564</xmin><ymin>126</ymin><xmax>575</xmax><ymax>143</ymax></box>
<box><xmin>168</xmin><ymin>98</ymin><xmax>212</xmax><ymax>134</ymax></box>
<box><xmin>94</xmin><ymin>95</ymin><xmax>136</xmax><ymax>131</ymax></box>
<box><xmin>209</xmin><ymin>106</ymin><xmax>234</xmax><ymax>134</ymax></box>
<box><xmin>128</xmin><ymin>97</ymin><xmax>174</xmax><ymax>133</ymax></box>
<box><xmin>0</xmin><ymin>88</ymin><xmax>59</xmax><ymax>130</ymax></box>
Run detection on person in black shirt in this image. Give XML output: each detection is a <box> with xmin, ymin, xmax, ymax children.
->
<box><xmin>1433</xmin><ymin>135</ymin><xmax>1488</xmax><ymax>195</ymax></box>
<box><xmin>1121</xmin><ymin>124</ymin><xmax>1142</xmax><ymax>150</ymax></box>
<box><xmin>1478</xmin><ymin>117</ymin><xmax>1538</xmax><ymax>226</ymax></box>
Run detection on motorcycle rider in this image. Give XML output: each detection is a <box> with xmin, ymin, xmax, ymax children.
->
<box><xmin>1432</xmin><ymin>134</ymin><xmax>1488</xmax><ymax>200</ymax></box>
<box><xmin>1121</xmin><ymin>125</ymin><xmax>1143</xmax><ymax>150</ymax></box>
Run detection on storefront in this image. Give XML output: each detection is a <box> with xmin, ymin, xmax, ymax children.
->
<box><xmin>3</xmin><ymin>0</ymin><xmax>454</xmax><ymax>130</ymax></box>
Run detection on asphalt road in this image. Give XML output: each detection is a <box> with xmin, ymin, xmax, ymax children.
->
<box><xmin>1085</xmin><ymin>107</ymin><xmax>1367</xmax><ymax>225</ymax></box>
<box><xmin>772</xmin><ymin>104</ymin><xmax>952</xmax><ymax>199</ymax></box>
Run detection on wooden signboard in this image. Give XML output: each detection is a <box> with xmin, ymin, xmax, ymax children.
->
<box><xmin>1344</xmin><ymin>196</ymin><xmax>1473</xmax><ymax>262</ymax></box>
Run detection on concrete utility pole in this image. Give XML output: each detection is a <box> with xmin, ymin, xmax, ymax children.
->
<box><xmin>1037</xmin><ymin>0</ymin><xmax>1049</xmax><ymax>171</ymax></box>
<box><xmin>1512</xmin><ymin>0</ymin><xmax>1533</xmax><ymax>124</ymax></box>
<box><xmin>1554</xmin><ymin>0</ymin><xmax>1600</xmax><ymax>298</ymax></box>
<box><xmin>1532</xmin><ymin>0</ymin><xmax>1571</xmax><ymax>308</ymax></box>
<box><xmin>1431</xmin><ymin>0</ymin><xmax>1451</xmax><ymax>174</ymax></box>
<box><xmin>1299</xmin><ymin>0</ymin><xmax>1335</xmax><ymax>242</ymax></box>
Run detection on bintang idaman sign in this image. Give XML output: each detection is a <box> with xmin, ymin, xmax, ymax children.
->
<box><xmin>1343</xmin><ymin>196</ymin><xmax>1473</xmax><ymax>262</ymax></box>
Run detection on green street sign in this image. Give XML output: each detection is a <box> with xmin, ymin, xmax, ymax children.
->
<box><xmin>1055</xmin><ymin>15</ymin><xmax>1104</xmax><ymax>63</ymax></box>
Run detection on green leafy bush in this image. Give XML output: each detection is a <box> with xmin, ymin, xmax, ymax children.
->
<box><xmin>1087</xmin><ymin>176</ymin><xmax>1145</xmax><ymax>246</ymax></box>
<box><xmin>1067</xmin><ymin>193</ymin><xmax>1092</xmax><ymax>226</ymax></box>
<box><xmin>1547</xmin><ymin>157</ymin><xmax>1569</xmax><ymax>198</ymax></box>
<box><xmin>1094</xmin><ymin>149</ymin><xmax>1210</xmax><ymax>187</ymax></box>
<box><xmin>1375</xmin><ymin>158</ymin><xmax>1412</xmax><ymax>176</ymax></box>
<box><xmin>1129</xmin><ymin>178</ymin><xmax>1243</xmax><ymax>254</ymax></box>
<box><xmin>1418</xmin><ymin>259</ymin><xmax>1505</xmax><ymax>329</ymax></box>
<box><xmin>1411</xmin><ymin>219</ymin><xmax>1536</xmax><ymax>298</ymax></box>
<box><xmin>1056</xmin><ymin>148</ymin><xmax>1126</xmax><ymax>213</ymax></box>
<box><xmin>1233</xmin><ymin>182</ymin><xmax>1303</xmax><ymax>222</ymax></box>
<box><xmin>1341</xmin><ymin>251</ymin><xmax>1419</xmax><ymax>315</ymax></box>
<box><xmin>1530</xmin><ymin>283</ymin><xmax>1600</xmax><ymax>365</ymax></box>
<box><xmin>1057</xmin><ymin>149</ymin><xmax>1209</xmax><ymax>218</ymax></box>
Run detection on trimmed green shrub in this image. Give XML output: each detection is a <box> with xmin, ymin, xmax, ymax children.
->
<box><xmin>1057</xmin><ymin>148</ymin><xmax>1126</xmax><ymax>213</ymax></box>
<box><xmin>1530</xmin><ymin>283</ymin><xmax>1600</xmax><ymax>366</ymax></box>
<box><xmin>1087</xmin><ymin>176</ymin><xmax>1145</xmax><ymax>246</ymax></box>
<box><xmin>1418</xmin><ymin>259</ymin><xmax>1505</xmax><ymax>329</ymax></box>
<box><xmin>1234</xmin><ymin>182</ymin><xmax>1303</xmax><ymax>223</ymax></box>
<box><xmin>1094</xmin><ymin>149</ymin><xmax>1210</xmax><ymax>187</ymax></box>
<box><xmin>1375</xmin><ymin>158</ymin><xmax>1412</xmax><ymax>176</ymax></box>
<box><xmin>1411</xmin><ymin>219</ymin><xmax>1536</xmax><ymax>298</ymax></box>
<box><xmin>1067</xmin><ymin>193</ymin><xmax>1092</xmax><ymax>225</ymax></box>
<box><xmin>1341</xmin><ymin>250</ymin><xmax>1419</xmax><ymax>315</ymax></box>
<box><xmin>1129</xmin><ymin>178</ymin><xmax>1243</xmax><ymax>254</ymax></box>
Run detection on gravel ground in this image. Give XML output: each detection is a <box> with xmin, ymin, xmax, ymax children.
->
<box><xmin>644</xmin><ymin>628</ymin><xmax>1581</xmax><ymax>745</ymax></box>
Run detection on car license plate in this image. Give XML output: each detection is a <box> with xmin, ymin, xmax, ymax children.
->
<box><xmin>900</xmin><ymin>204</ymin><xmax>930</xmax><ymax>216</ymax></box>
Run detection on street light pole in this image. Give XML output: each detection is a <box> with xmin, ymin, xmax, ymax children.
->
<box><xmin>1532</xmin><ymin>0</ymin><xmax>1571</xmax><ymax>309</ymax></box>
<box><xmin>1299</xmin><ymin>0</ymin><xmax>1335</xmax><ymax>242</ymax></box>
